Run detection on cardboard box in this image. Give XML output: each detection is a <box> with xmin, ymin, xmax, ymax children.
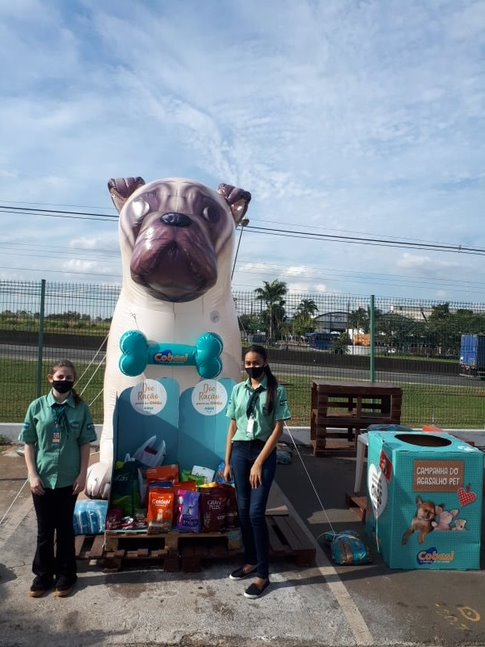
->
<box><xmin>366</xmin><ymin>431</ymin><xmax>483</xmax><ymax>570</ymax></box>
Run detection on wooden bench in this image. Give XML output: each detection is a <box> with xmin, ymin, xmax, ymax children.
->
<box><xmin>311</xmin><ymin>381</ymin><xmax>403</xmax><ymax>455</ymax></box>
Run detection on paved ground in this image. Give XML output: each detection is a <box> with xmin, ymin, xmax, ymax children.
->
<box><xmin>2</xmin><ymin>432</ymin><xmax>485</xmax><ymax>647</ymax></box>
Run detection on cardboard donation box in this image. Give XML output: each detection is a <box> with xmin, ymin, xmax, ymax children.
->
<box><xmin>366</xmin><ymin>431</ymin><xmax>483</xmax><ymax>570</ymax></box>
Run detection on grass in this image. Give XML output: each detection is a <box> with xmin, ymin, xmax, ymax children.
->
<box><xmin>0</xmin><ymin>359</ymin><xmax>483</xmax><ymax>429</ymax></box>
<box><xmin>280</xmin><ymin>374</ymin><xmax>485</xmax><ymax>429</ymax></box>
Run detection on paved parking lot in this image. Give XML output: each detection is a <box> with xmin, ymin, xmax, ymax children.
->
<box><xmin>2</xmin><ymin>433</ymin><xmax>485</xmax><ymax>646</ymax></box>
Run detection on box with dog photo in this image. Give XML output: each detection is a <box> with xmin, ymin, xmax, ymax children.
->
<box><xmin>366</xmin><ymin>430</ymin><xmax>483</xmax><ymax>570</ymax></box>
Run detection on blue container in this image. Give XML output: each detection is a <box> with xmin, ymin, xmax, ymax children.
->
<box><xmin>366</xmin><ymin>431</ymin><xmax>483</xmax><ymax>570</ymax></box>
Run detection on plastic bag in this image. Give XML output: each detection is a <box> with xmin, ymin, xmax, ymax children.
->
<box><xmin>73</xmin><ymin>499</ymin><xmax>108</xmax><ymax>535</ymax></box>
<box><xmin>322</xmin><ymin>529</ymin><xmax>371</xmax><ymax>565</ymax></box>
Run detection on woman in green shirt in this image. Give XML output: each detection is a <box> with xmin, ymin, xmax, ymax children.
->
<box><xmin>224</xmin><ymin>345</ymin><xmax>291</xmax><ymax>599</ymax></box>
<box><xmin>19</xmin><ymin>359</ymin><xmax>97</xmax><ymax>598</ymax></box>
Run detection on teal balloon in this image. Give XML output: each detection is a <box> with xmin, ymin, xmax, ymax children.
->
<box><xmin>120</xmin><ymin>330</ymin><xmax>148</xmax><ymax>355</ymax></box>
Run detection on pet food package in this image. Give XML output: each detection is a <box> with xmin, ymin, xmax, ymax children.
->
<box><xmin>191</xmin><ymin>465</ymin><xmax>215</xmax><ymax>483</ymax></box>
<box><xmin>323</xmin><ymin>530</ymin><xmax>371</xmax><ymax>565</ymax></box>
<box><xmin>176</xmin><ymin>489</ymin><xmax>201</xmax><ymax>533</ymax></box>
<box><xmin>110</xmin><ymin>460</ymin><xmax>142</xmax><ymax>517</ymax></box>
<box><xmin>73</xmin><ymin>499</ymin><xmax>109</xmax><ymax>535</ymax></box>
<box><xmin>146</xmin><ymin>464</ymin><xmax>179</xmax><ymax>483</ymax></box>
<box><xmin>214</xmin><ymin>460</ymin><xmax>233</xmax><ymax>486</ymax></box>
<box><xmin>200</xmin><ymin>487</ymin><xmax>228</xmax><ymax>532</ymax></box>
<box><xmin>180</xmin><ymin>470</ymin><xmax>206</xmax><ymax>487</ymax></box>
<box><xmin>147</xmin><ymin>489</ymin><xmax>175</xmax><ymax>533</ymax></box>
<box><xmin>366</xmin><ymin>430</ymin><xmax>484</xmax><ymax>570</ymax></box>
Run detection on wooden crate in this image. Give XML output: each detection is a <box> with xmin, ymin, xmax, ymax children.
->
<box><xmin>311</xmin><ymin>381</ymin><xmax>402</xmax><ymax>455</ymax></box>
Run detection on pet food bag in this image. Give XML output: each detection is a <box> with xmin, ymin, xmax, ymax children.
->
<box><xmin>200</xmin><ymin>487</ymin><xmax>228</xmax><ymax>532</ymax></box>
<box><xmin>147</xmin><ymin>489</ymin><xmax>175</xmax><ymax>533</ymax></box>
<box><xmin>322</xmin><ymin>530</ymin><xmax>371</xmax><ymax>565</ymax></box>
<box><xmin>110</xmin><ymin>460</ymin><xmax>142</xmax><ymax>517</ymax></box>
<box><xmin>366</xmin><ymin>430</ymin><xmax>483</xmax><ymax>570</ymax></box>
<box><xmin>176</xmin><ymin>489</ymin><xmax>201</xmax><ymax>533</ymax></box>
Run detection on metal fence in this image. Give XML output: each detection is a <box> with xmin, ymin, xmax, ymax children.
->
<box><xmin>1</xmin><ymin>279</ymin><xmax>484</xmax><ymax>430</ymax></box>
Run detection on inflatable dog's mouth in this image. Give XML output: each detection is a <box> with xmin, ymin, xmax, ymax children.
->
<box><xmin>130</xmin><ymin>222</ymin><xmax>218</xmax><ymax>302</ymax></box>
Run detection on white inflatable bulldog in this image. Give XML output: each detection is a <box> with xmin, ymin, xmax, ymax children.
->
<box><xmin>86</xmin><ymin>177</ymin><xmax>251</xmax><ymax>498</ymax></box>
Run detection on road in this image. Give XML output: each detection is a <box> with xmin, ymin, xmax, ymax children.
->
<box><xmin>0</xmin><ymin>344</ymin><xmax>482</xmax><ymax>388</ymax></box>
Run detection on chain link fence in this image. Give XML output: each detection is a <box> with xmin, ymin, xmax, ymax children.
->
<box><xmin>1</xmin><ymin>280</ymin><xmax>484</xmax><ymax>429</ymax></box>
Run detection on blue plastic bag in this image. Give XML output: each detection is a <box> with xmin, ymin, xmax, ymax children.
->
<box><xmin>322</xmin><ymin>529</ymin><xmax>371</xmax><ymax>565</ymax></box>
<box><xmin>73</xmin><ymin>499</ymin><xmax>108</xmax><ymax>535</ymax></box>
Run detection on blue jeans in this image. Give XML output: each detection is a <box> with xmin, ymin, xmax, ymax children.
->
<box><xmin>231</xmin><ymin>440</ymin><xmax>276</xmax><ymax>579</ymax></box>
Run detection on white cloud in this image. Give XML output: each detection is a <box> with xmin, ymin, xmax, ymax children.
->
<box><xmin>0</xmin><ymin>0</ymin><xmax>483</xmax><ymax>301</ymax></box>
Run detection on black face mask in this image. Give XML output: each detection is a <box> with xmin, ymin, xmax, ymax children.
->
<box><xmin>245</xmin><ymin>366</ymin><xmax>265</xmax><ymax>379</ymax></box>
<box><xmin>52</xmin><ymin>380</ymin><xmax>74</xmax><ymax>394</ymax></box>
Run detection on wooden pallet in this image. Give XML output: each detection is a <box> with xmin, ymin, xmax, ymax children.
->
<box><xmin>75</xmin><ymin>534</ymin><xmax>106</xmax><ymax>562</ymax></box>
<box><xmin>345</xmin><ymin>494</ymin><xmax>368</xmax><ymax>522</ymax></box>
<box><xmin>267</xmin><ymin>515</ymin><xmax>316</xmax><ymax>566</ymax></box>
<box><xmin>75</xmin><ymin>514</ymin><xmax>316</xmax><ymax>572</ymax></box>
<box><xmin>103</xmin><ymin>528</ymin><xmax>240</xmax><ymax>572</ymax></box>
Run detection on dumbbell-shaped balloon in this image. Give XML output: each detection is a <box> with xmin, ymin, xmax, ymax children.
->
<box><xmin>119</xmin><ymin>330</ymin><xmax>224</xmax><ymax>379</ymax></box>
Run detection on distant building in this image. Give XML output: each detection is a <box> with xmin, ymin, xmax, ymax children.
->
<box><xmin>389</xmin><ymin>305</ymin><xmax>434</xmax><ymax>321</ymax></box>
<box><xmin>313</xmin><ymin>311</ymin><xmax>349</xmax><ymax>333</ymax></box>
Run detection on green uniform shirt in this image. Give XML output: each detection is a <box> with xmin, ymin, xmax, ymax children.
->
<box><xmin>19</xmin><ymin>391</ymin><xmax>97</xmax><ymax>489</ymax></box>
<box><xmin>226</xmin><ymin>377</ymin><xmax>291</xmax><ymax>442</ymax></box>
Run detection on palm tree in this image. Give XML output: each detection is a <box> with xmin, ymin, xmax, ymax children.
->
<box><xmin>295</xmin><ymin>298</ymin><xmax>318</xmax><ymax>319</ymax></box>
<box><xmin>254</xmin><ymin>280</ymin><xmax>288</xmax><ymax>342</ymax></box>
<box><xmin>293</xmin><ymin>298</ymin><xmax>319</xmax><ymax>337</ymax></box>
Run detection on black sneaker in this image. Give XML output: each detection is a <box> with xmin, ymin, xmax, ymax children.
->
<box><xmin>29</xmin><ymin>576</ymin><xmax>54</xmax><ymax>598</ymax></box>
<box><xmin>244</xmin><ymin>579</ymin><xmax>270</xmax><ymax>599</ymax></box>
<box><xmin>54</xmin><ymin>575</ymin><xmax>77</xmax><ymax>598</ymax></box>
<box><xmin>229</xmin><ymin>565</ymin><xmax>257</xmax><ymax>580</ymax></box>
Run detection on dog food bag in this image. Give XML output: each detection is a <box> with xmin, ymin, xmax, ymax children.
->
<box><xmin>323</xmin><ymin>530</ymin><xmax>371</xmax><ymax>566</ymax></box>
<box><xmin>105</xmin><ymin>506</ymin><xmax>124</xmax><ymax>531</ymax></box>
<box><xmin>200</xmin><ymin>488</ymin><xmax>228</xmax><ymax>532</ymax></box>
<box><xmin>180</xmin><ymin>469</ymin><xmax>206</xmax><ymax>487</ymax></box>
<box><xmin>214</xmin><ymin>460</ymin><xmax>234</xmax><ymax>486</ymax></box>
<box><xmin>147</xmin><ymin>489</ymin><xmax>175</xmax><ymax>532</ymax></box>
<box><xmin>176</xmin><ymin>489</ymin><xmax>201</xmax><ymax>533</ymax></box>
<box><xmin>191</xmin><ymin>465</ymin><xmax>215</xmax><ymax>483</ymax></box>
<box><xmin>110</xmin><ymin>461</ymin><xmax>142</xmax><ymax>517</ymax></box>
<box><xmin>146</xmin><ymin>464</ymin><xmax>179</xmax><ymax>483</ymax></box>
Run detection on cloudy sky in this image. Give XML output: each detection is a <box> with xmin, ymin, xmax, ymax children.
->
<box><xmin>0</xmin><ymin>0</ymin><xmax>484</xmax><ymax>303</ymax></box>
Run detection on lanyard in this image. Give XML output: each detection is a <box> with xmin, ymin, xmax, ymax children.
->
<box><xmin>52</xmin><ymin>403</ymin><xmax>67</xmax><ymax>430</ymax></box>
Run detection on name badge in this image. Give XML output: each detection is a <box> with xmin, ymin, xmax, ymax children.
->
<box><xmin>52</xmin><ymin>429</ymin><xmax>61</xmax><ymax>444</ymax></box>
<box><xmin>246</xmin><ymin>416</ymin><xmax>255</xmax><ymax>439</ymax></box>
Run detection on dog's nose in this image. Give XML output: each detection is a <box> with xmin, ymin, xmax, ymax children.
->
<box><xmin>161</xmin><ymin>212</ymin><xmax>191</xmax><ymax>227</ymax></box>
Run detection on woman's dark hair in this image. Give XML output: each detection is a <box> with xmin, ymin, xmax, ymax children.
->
<box><xmin>51</xmin><ymin>359</ymin><xmax>83</xmax><ymax>406</ymax></box>
<box><xmin>244</xmin><ymin>345</ymin><xmax>278</xmax><ymax>415</ymax></box>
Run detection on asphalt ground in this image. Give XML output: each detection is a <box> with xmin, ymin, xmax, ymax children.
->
<box><xmin>2</xmin><ymin>434</ymin><xmax>485</xmax><ymax>647</ymax></box>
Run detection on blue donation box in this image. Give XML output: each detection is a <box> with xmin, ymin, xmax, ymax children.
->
<box><xmin>366</xmin><ymin>431</ymin><xmax>483</xmax><ymax>570</ymax></box>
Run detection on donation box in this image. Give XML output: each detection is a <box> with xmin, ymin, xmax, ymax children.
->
<box><xmin>366</xmin><ymin>431</ymin><xmax>483</xmax><ymax>570</ymax></box>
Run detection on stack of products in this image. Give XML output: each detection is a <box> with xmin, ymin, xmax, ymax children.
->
<box><xmin>106</xmin><ymin>459</ymin><xmax>238</xmax><ymax>535</ymax></box>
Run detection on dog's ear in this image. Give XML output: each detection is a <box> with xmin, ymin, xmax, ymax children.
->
<box><xmin>217</xmin><ymin>183</ymin><xmax>251</xmax><ymax>225</ymax></box>
<box><xmin>108</xmin><ymin>177</ymin><xmax>146</xmax><ymax>212</ymax></box>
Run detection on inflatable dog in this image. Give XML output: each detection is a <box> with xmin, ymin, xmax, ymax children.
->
<box><xmin>86</xmin><ymin>177</ymin><xmax>251</xmax><ymax>496</ymax></box>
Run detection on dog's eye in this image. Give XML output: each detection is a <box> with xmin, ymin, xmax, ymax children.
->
<box><xmin>131</xmin><ymin>198</ymin><xmax>150</xmax><ymax>222</ymax></box>
<box><xmin>202</xmin><ymin>205</ymin><xmax>220</xmax><ymax>224</ymax></box>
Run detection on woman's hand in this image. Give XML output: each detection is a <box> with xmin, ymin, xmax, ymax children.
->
<box><xmin>249</xmin><ymin>462</ymin><xmax>263</xmax><ymax>489</ymax></box>
<box><xmin>223</xmin><ymin>464</ymin><xmax>232</xmax><ymax>483</ymax></box>
<box><xmin>29</xmin><ymin>474</ymin><xmax>45</xmax><ymax>496</ymax></box>
<box><xmin>73</xmin><ymin>474</ymin><xmax>86</xmax><ymax>495</ymax></box>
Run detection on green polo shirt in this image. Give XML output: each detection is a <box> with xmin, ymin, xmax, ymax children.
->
<box><xmin>226</xmin><ymin>377</ymin><xmax>291</xmax><ymax>442</ymax></box>
<box><xmin>19</xmin><ymin>391</ymin><xmax>97</xmax><ymax>489</ymax></box>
